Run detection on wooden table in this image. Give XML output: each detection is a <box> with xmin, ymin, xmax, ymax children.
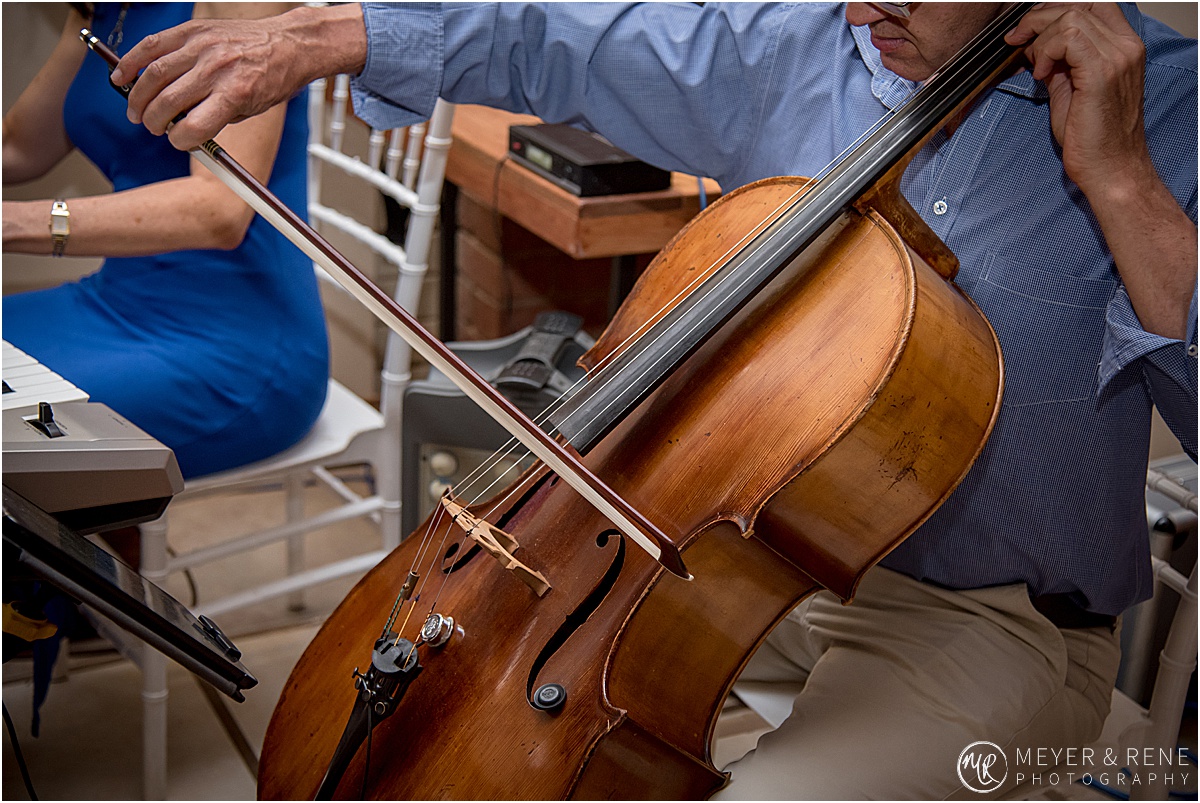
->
<box><xmin>442</xmin><ymin>105</ymin><xmax>720</xmax><ymax>335</ymax></box>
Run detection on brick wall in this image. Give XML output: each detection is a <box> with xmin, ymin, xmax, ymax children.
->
<box><xmin>452</xmin><ymin>190</ymin><xmax>652</xmax><ymax>340</ymax></box>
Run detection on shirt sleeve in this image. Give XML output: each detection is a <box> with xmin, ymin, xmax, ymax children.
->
<box><xmin>1099</xmin><ymin>283</ymin><xmax>1198</xmax><ymax>459</ymax></box>
<box><xmin>352</xmin><ymin>3</ymin><xmax>444</xmax><ymax>130</ymax></box>
<box><xmin>1094</xmin><ymin>40</ymin><xmax>1197</xmax><ymax>460</ymax></box>
<box><xmin>350</xmin><ymin>2</ymin><xmax>808</xmax><ymax>187</ymax></box>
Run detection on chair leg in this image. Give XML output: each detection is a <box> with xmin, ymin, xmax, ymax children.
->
<box><xmin>139</xmin><ymin>514</ymin><xmax>170</xmax><ymax>800</ymax></box>
<box><xmin>378</xmin><ymin>447</ymin><xmax>403</xmax><ymax>551</ymax></box>
<box><xmin>285</xmin><ymin>472</ymin><xmax>307</xmax><ymax>612</ymax></box>
<box><xmin>380</xmin><ymin>499</ymin><xmax>402</xmax><ymax>551</ymax></box>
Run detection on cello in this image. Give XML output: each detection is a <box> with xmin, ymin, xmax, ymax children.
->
<box><xmin>89</xmin><ymin>4</ymin><xmax>1027</xmax><ymax>798</ymax></box>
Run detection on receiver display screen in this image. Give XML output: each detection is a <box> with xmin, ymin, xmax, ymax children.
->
<box><xmin>525</xmin><ymin>143</ymin><xmax>554</xmax><ymax>172</ymax></box>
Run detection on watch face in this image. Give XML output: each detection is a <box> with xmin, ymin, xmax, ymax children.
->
<box><xmin>51</xmin><ymin>203</ymin><xmax>69</xmax><ymax>235</ymax></box>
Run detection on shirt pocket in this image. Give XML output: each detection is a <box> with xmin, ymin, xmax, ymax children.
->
<box><xmin>973</xmin><ymin>253</ymin><xmax>1117</xmax><ymax>408</ymax></box>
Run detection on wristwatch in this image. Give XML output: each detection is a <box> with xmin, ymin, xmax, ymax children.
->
<box><xmin>50</xmin><ymin>199</ymin><xmax>70</xmax><ymax>257</ymax></box>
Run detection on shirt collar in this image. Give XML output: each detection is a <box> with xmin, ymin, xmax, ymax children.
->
<box><xmin>850</xmin><ymin>23</ymin><xmax>921</xmax><ymax>110</ymax></box>
<box><xmin>849</xmin><ymin>22</ymin><xmax>1050</xmax><ymax>106</ymax></box>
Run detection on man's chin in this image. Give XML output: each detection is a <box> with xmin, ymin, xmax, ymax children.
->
<box><xmin>880</xmin><ymin>53</ymin><xmax>930</xmax><ymax>82</ymax></box>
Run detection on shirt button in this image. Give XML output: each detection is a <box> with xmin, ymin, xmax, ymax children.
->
<box><xmin>1188</xmin><ymin>344</ymin><xmax>1198</xmax><ymax>357</ymax></box>
<box><xmin>933</xmin><ymin>199</ymin><xmax>949</xmax><ymax>216</ymax></box>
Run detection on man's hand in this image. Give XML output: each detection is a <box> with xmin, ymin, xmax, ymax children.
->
<box><xmin>1007</xmin><ymin>3</ymin><xmax>1196</xmax><ymax>341</ymax></box>
<box><xmin>1005</xmin><ymin>3</ymin><xmax>1150</xmax><ymax>198</ymax></box>
<box><xmin>112</xmin><ymin>4</ymin><xmax>367</xmax><ymax>151</ymax></box>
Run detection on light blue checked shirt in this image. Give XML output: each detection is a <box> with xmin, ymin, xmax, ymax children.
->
<box><xmin>353</xmin><ymin>2</ymin><xmax>1198</xmax><ymax>615</ymax></box>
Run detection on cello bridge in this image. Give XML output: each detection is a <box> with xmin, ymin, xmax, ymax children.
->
<box><xmin>440</xmin><ymin>492</ymin><xmax>551</xmax><ymax>597</ymax></box>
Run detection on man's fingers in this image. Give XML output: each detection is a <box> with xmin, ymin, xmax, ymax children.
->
<box><xmin>1026</xmin><ymin>15</ymin><xmax>1105</xmax><ymax>80</ymax></box>
<box><xmin>1005</xmin><ymin>3</ymin><xmax>1078</xmax><ymax>45</ymax></box>
<box><xmin>168</xmin><ymin>92</ymin><xmax>255</xmax><ymax>150</ymax></box>
<box><xmin>1008</xmin><ymin>6</ymin><xmax>1127</xmax><ymax>82</ymax></box>
<box><xmin>166</xmin><ymin>115</ymin><xmax>216</xmax><ymax>151</ymax></box>
<box><xmin>1018</xmin><ymin>6</ymin><xmax>1141</xmax><ymax>85</ymax></box>
<box><xmin>111</xmin><ymin>21</ymin><xmax>195</xmax><ymax>87</ymax></box>
<box><xmin>139</xmin><ymin>81</ymin><xmax>194</xmax><ymax>136</ymax></box>
<box><xmin>111</xmin><ymin>30</ymin><xmax>164</xmax><ymax>85</ymax></box>
<box><xmin>117</xmin><ymin>20</ymin><xmax>226</xmax><ymax>126</ymax></box>
<box><xmin>126</xmin><ymin>49</ymin><xmax>204</xmax><ymax>128</ymax></box>
<box><xmin>107</xmin><ymin>13</ymin><xmax>314</xmax><ymax>151</ymax></box>
<box><xmin>1006</xmin><ymin>3</ymin><xmax>1132</xmax><ymax>46</ymax></box>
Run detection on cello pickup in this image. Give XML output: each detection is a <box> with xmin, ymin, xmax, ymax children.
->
<box><xmin>440</xmin><ymin>492</ymin><xmax>551</xmax><ymax>597</ymax></box>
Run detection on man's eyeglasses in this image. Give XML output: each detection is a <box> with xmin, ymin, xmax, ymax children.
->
<box><xmin>869</xmin><ymin>2</ymin><xmax>913</xmax><ymax>18</ymax></box>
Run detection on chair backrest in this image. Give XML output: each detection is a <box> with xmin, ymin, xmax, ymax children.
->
<box><xmin>306</xmin><ymin>73</ymin><xmax>455</xmax><ymax>420</ymax></box>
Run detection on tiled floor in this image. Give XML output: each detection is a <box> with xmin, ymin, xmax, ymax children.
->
<box><xmin>2</xmin><ymin>476</ymin><xmax>1195</xmax><ymax>801</ymax></box>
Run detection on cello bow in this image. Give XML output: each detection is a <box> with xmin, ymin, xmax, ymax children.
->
<box><xmin>78</xmin><ymin>28</ymin><xmax>690</xmax><ymax>581</ymax></box>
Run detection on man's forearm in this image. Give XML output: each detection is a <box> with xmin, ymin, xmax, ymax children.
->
<box><xmin>1089</xmin><ymin>167</ymin><xmax>1197</xmax><ymax>341</ymax></box>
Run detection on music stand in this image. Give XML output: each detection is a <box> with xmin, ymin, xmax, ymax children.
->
<box><xmin>3</xmin><ymin>485</ymin><xmax>256</xmax><ymax>701</ymax></box>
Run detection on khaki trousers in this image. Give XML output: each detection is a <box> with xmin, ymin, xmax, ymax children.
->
<box><xmin>715</xmin><ymin>567</ymin><xmax>1121</xmax><ymax>800</ymax></box>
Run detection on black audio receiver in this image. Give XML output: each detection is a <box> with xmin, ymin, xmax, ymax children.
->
<box><xmin>508</xmin><ymin>123</ymin><xmax>672</xmax><ymax>197</ymax></box>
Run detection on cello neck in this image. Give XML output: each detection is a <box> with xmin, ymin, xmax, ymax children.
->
<box><xmin>551</xmin><ymin>3</ymin><xmax>1032</xmax><ymax>451</ymax></box>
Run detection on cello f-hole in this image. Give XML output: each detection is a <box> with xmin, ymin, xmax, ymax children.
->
<box><xmin>525</xmin><ymin>530</ymin><xmax>625</xmax><ymax>710</ymax></box>
<box><xmin>441</xmin><ymin>541</ymin><xmax>482</xmax><ymax>574</ymax></box>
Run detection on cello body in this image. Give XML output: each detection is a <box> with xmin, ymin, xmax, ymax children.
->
<box><xmin>257</xmin><ymin>176</ymin><xmax>1003</xmax><ymax>800</ymax></box>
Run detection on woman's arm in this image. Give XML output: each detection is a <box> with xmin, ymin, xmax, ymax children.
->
<box><xmin>2</xmin><ymin>8</ymin><xmax>88</xmax><ymax>185</ymax></box>
<box><xmin>3</xmin><ymin>2</ymin><xmax>294</xmax><ymax>257</ymax></box>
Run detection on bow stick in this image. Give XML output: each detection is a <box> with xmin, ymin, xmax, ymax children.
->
<box><xmin>81</xmin><ymin>29</ymin><xmax>689</xmax><ymax>580</ymax></box>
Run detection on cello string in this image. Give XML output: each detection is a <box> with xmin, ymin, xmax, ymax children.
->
<box><xmin>389</xmin><ymin>39</ymin><xmax>979</xmax><ymax>637</ymax></box>
<box><xmin>449</xmin><ymin>9</ymin><xmax>1018</xmax><ymax>523</ymax></box>
<box><xmin>379</xmin><ymin>108</ymin><xmax>905</xmax><ymax>640</ymax></box>
<box><xmin>416</xmin><ymin>92</ymin><xmax>898</xmax><ymax>519</ymax></box>
<box><xmin>371</xmin><ymin>4</ymin><xmax>1027</xmax><ymax>647</ymax></box>
<box><xmin>404</xmin><ymin>91</ymin><xmax>913</xmax><ymax>576</ymax></box>
<box><xmin>448</xmin><ymin>94</ymin><xmax>898</xmax><ymax>500</ymax></box>
<box><xmin>409</xmin><ymin>15</ymin><xmax>1019</xmax><ymax>594</ymax></box>
<box><xmin>392</xmin><ymin>190</ymin><xmax>876</xmax><ymax>646</ymax></box>
<box><xmin>382</xmin><ymin>504</ymin><xmax>450</xmax><ymax>633</ymax></box>
<box><xmin>457</xmin><ymin>114</ymin><xmax>894</xmax><ymax>467</ymax></box>
<box><xmin>405</xmin><ymin>68</ymin><xmax>921</xmax><ymax>628</ymax></box>
<box><xmin>391</xmin><ymin>181</ymin><xmax>830</xmax><ymax>646</ymax></box>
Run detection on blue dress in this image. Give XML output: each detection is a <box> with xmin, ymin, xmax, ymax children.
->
<box><xmin>3</xmin><ymin>2</ymin><xmax>329</xmax><ymax>479</ymax></box>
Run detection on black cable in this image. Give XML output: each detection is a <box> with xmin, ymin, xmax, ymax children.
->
<box><xmin>2</xmin><ymin>702</ymin><xmax>38</xmax><ymax>800</ymax></box>
<box><xmin>361</xmin><ymin>703</ymin><xmax>373</xmax><ymax>799</ymax></box>
<box><xmin>164</xmin><ymin>545</ymin><xmax>199</xmax><ymax>607</ymax></box>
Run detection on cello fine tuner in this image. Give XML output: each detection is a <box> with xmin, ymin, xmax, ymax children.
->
<box><xmin>400</xmin><ymin>570</ymin><xmax>420</xmax><ymax>601</ymax></box>
<box><xmin>421</xmin><ymin>613</ymin><xmax>457</xmax><ymax>647</ymax></box>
